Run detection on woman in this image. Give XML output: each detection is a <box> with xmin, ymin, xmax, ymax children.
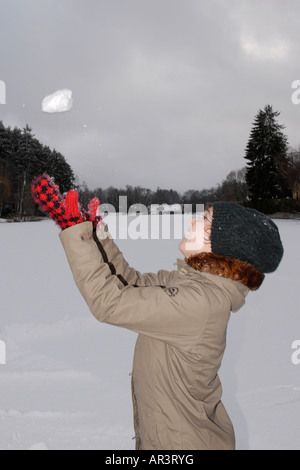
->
<box><xmin>32</xmin><ymin>174</ymin><xmax>283</xmax><ymax>450</ymax></box>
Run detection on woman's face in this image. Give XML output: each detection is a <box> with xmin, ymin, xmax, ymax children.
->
<box><xmin>179</xmin><ymin>208</ymin><xmax>213</xmax><ymax>259</ymax></box>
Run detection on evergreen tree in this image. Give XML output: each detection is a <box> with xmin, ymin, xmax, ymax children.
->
<box><xmin>15</xmin><ymin>125</ymin><xmax>39</xmax><ymax>218</ymax></box>
<box><xmin>0</xmin><ymin>121</ymin><xmax>76</xmax><ymax>218</ymax></box>
<box><xmin>244</xmin><ymin>105</ymin><xmax>291</xmax><ymax>202</ymax></box>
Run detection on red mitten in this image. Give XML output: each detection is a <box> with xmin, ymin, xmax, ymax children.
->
<box><xmin>88</xmin><ymin>197</ymin><xmax>103</xmax><ymax>228</ymax></box>
<box><xmin>31</xmin><ymin>174</ymin><xmax>84</xmax><ymax>230</ymax></box>
<box><xmin>32</xmin><ymin>174</ymin><xmax>103</xmax><ymax>230</ymax></box>
<box><xmin>64</xmin><ymin>190</ymin><xmax>85</xmax><ymax>227</ymax></box>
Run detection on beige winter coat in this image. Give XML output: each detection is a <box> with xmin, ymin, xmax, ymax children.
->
<box><xmin>59</xmin><ymin>221</ymin><xmax>259</xmax><ymax>450</ymax></box>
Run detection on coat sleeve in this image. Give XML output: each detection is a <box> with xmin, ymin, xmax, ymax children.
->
<box><xmin>59</xmin><ymin>222</ymin><xmax>213</xmax><ymax>347</ymax></box>
<box><xmin>94</xmin><ymin>223</ymin><xmax>172</xmax><ymax>287</ymax></box>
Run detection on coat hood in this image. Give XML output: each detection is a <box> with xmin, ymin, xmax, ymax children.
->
<box><xmin>177</xmin><ymin>255</ymin><xmax>252</xmax><ymax>313</ymax></box>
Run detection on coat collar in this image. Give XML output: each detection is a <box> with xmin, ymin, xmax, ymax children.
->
<box><xmin>183</xmin><ymin>252</ymin><xmax>265</xmax><ymax>291</ymax></box>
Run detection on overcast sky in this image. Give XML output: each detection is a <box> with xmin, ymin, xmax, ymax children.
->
<box><xmin>1</xmin><ymin>0</ymin><xmax>300</xmax><ymax>192</ymax></box>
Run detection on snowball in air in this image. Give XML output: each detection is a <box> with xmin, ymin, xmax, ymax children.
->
<box><xmin>42</xmin><ymin>89</ymin><xmax>73</xmax><ymax>113</ymax></box>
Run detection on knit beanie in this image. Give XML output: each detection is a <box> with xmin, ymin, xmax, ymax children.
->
<box><xmin>211</xmin><ymin>202</ymin><xmax>284</xmax><ymax>273</ymax></box>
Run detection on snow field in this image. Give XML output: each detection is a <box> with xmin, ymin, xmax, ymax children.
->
<box><xmin>0</xmin><ymin>217</ymin><xmax>299</xmax><ymax>450</ymax></box>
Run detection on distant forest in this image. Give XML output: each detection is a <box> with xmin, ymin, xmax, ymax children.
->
<box><xmin>0</xmin><ymin>120</ymin><xmax>248</xmax><ymax>219</ymax></box>
<box><xmin>78</xmin><ymin>167</ymin><xmax>248</xmax><ymax>213</ymax></box>
<box><xmin>0</xmin><ymin>121</ymin><xmax>75</xmax><ymax>220</ymax></box>
<box><xmin>0</xmin><ymin>115</ymin><xmax>300</xmax><ymax>220</ymax></box>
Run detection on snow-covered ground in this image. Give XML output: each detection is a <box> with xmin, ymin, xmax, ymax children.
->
<box><xmin>0</xmin><ymin>217</ymin><xmax>299</xmax><ymax>450</ymax></box>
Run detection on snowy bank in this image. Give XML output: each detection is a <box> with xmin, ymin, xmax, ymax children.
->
<box><xmin>0</xmin><ymin>218</ymin><xmax>299</xmax><ymax>450</ymax></box>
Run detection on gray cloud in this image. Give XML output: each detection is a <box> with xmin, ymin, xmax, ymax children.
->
<box><xmin>1</xmin><ymin>0</ymin><xmax>300</xmax><ymax>192</ymax></box>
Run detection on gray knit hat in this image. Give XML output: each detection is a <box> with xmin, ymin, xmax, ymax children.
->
<box><xmin>211</xmin><ymin>202</ymin><xmax>284</xmax><ymax>273</ymax></box>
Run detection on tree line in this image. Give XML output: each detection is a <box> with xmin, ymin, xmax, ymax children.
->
<box><xmin>1</xmin><ymin>105</ymin><xmax>300</xmax><ymax>220</ymax></box>
<box><xmin>0</xmin><ymin>121</ymin><xmax>75</xmax><ymax>219</ymax></box>
<box><xmin>78</xmin><ymin>167</ymin><xmax>248</xmax><ymax>213</ymax></box>
<box><xmin>0</xmin><ymin>120</ymin><xmax>248</xmax><ymax>219</ymax></box>
<box><xmin>79</xmin><ymin>105</ymin><xmax>300</xmax><ymax>214</ymax></box>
